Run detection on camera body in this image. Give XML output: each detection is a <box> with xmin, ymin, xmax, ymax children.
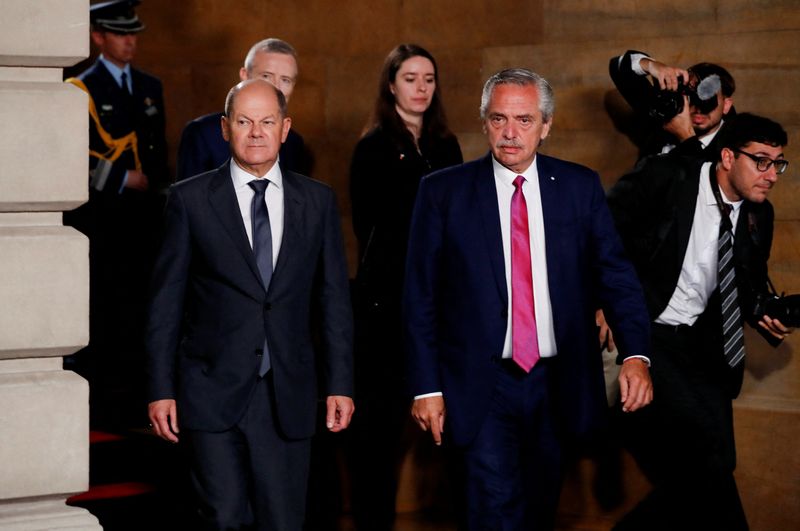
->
<box><xmin>647</xmin><ymin>75</ymin><xmax>720</xmax><ymax>124</ymax></box>
<box><xmin>752</xmin><ymin>293</ymin><xmax>800</xmax><ymax>328</ymax></box>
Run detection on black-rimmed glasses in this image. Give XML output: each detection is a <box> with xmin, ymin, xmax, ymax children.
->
<box><xmin>734</xmin><ymin>149</ymin><xmax>789</xmax><ymax>175</ymax></box>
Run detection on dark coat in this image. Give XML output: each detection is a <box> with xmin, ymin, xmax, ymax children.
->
<box><xmin>403</xmin><ymin>153</ymin><xmax>650</xmax><ymax>445</ymax></box>
<box><xmin>350</xmin><ymin>126</ymin><xmax>462</xmax><ymax>311</ymax></box>
<box><xmin>146</xmin><ymin>162</ymin><xmax>353</xmax><ymax>438</ymax></box>
<box><xmin>607</xmin><ymin>153</ymin><xmax>778</xmax><ymax>394</ymax></box>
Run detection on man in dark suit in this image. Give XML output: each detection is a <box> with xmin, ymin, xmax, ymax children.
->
<box><xmin>404</xmin><ymin>68</ymin><xmax>653</xmax><ymax>530</ymax></box>
<box><xmin>609</xmin><ymin>49</ymin><xmax>735</xmax><ymax>162</ymax></box>
<box><xmin>176</xmin><ymin>38</ymin><xmax>309</xmax><ymax>181</ymax></box>
<box><xmin>607</xmin><ymin>113</ymin><xmax>792</xmax><ymax>530</ymax></box>
<box><xmin>146</xmin><ymin>79</ymin><xmax>354</xmax><ymax>530</ymax></box>
<box><xmin>63</xmin><ymin>0</ymin><xmax>167</xmax><ymax>426</ymax></box>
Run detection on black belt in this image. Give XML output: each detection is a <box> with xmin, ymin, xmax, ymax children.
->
<box><xmin>652</xmin><ymin>321</ymin><xmax>699</xmax><ymax>337</ymax></box>
<box><xmin>497</xmin><ymin>356</ymin><xmax>554</xmax><ymax>377</ymax></box>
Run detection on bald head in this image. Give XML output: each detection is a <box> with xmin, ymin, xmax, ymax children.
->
<box><xmin>225</xmin><ymin>78</ymin><xmax>288</xmax><ymax>120</ymax></box>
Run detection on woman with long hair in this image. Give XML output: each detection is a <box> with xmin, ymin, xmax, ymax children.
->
<box><xmin>348</xmin><ymin>43</ymin><xmax>462</xmax><ymax>531</ymax></box>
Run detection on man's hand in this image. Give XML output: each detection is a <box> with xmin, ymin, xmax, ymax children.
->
<box><xmin>411</xmin><ymin>395</ymin><xmax>446</xmax><ymax>446</ymax></box>
<box><xmin>662</xmin><ymin>96</ymin><xmax>696</xmax><ymax>142</ymax></box>
<box><xmin>758</xmin><ymin>315</ymin><xmax>793</xmax><ymax>341</ymax></box>
<box><xmin>618</xmin><ymin>359</ymin><xmax>653</xmax><ymax>413</ymax></box>
<box><xmin>595</xmin><ymin>309</ymin><xmax>616</xmax><ymax>352</ymax></box>
<box><xmin>125</xmin><ymin>169</ymin><xmax>150</xmax><ymax>191</ymax></box>
<box><xmin>148</xmin><ymin>399</ymin><xmax>179</xmax><ymax>443</ymax></box>
<box><xmin>326</xmin><ymin>395</ymin><xmax>354</xmax><ymax>432</ymax></box>
<box><xmin>640</xmin><ymin>58</ymin><xmax>690</xmax><ymax>92</ymax></box>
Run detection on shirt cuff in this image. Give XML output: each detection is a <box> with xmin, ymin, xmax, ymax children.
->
<box><xmin>623</xmin><ymin>355</ymin><xmax>651</xmax><ymax>367</ymax></box>
<box><xmin>119</xmin><ymin>170</ymin><xmax>129</xmax><ymax>194</ymax></box>
<box><xmin>629</xmin><ymin>53</ymin><xmax>650</xmax><ymax>76</ymax></box>
<box><xmin>414</xmin><ymin>391</ymin><xmax>443</xmax><ymax>400</ymax></box>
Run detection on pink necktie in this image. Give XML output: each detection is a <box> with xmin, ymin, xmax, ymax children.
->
<box><xmin>511</xmin><ymin>175</ymin><xmax>540</xmax><ymax>372</ymax></box>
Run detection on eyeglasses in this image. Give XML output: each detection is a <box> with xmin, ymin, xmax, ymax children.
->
<box><xmin>733</xmin><ymin>149</ymin><xmax>789</xmax><ymax>175</ymax></box>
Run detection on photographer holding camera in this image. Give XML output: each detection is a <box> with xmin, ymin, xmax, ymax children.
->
<box><xmin>610</xmin><ymin>50</ymin><xmax>735</xmax><ymax>161</ymax></box>
<box><xmin>606</xmin><ymin>112</ymin><xmax>793</xmax><ymax>530</ymax></box>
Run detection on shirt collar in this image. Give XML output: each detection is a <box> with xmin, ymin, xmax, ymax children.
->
<box><xmin>98</xmin><ymin>55</ymin><xmax>132</xmax><ymax>86</ymax></box>
<box><xmin>699</xmin><ymin>118</ymin><xmax>724</xmax><ymax>149</ymax></box>
<box><xmin>230</xmin><ymin>159</ymin><xmax>283</xmax><ymax>191</ymax></box>
<box><xmin>491</xmin><ymin>154</ymin><xmax>539</xmax><ymax>187</ymax></box>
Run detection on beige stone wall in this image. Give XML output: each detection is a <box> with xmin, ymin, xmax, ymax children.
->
<box><xmin>0</xmin><ymin>0</ymin><xmax>100</xmax><ymax>528</ymax></box>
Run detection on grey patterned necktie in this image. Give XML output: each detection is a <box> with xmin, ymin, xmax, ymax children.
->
<box><xmin>249</xmin><ymin>179</ymin><xmax>272</xmax><ymax>376</ymax></box>
<box><xmin>718</xmin><ymin>201</ymin><xmax>745</xmax><ymax>367</ymax></box>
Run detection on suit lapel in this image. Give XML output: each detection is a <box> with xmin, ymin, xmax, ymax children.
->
<box><xmin>474</xmin><ymin>154</ymin><xmax>508</xmax><ymax>305</ymax></box>
<box><xmin>536</xmin><ymin>155</ymin><xmax>559</xmax><ymax>281</ymax></box>
<box><xmin>207</xmin><ymin>163</ymin><xmax>265</xmax><ymax>290</ymax></box>
<box><xmin>673</xmin><ymin>161</ymin><xmax>703</xmax><ymax>275</ymax></box>
<box><xmin>272</xmin><ymin>169</ymin><xmax>305</xmax><ymax>280</ymax></box>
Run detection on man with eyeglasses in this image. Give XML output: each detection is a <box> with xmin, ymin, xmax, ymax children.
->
<box><xmin>177</xmin><ymin>38</ymin><xmax>309</xmax><ymax>181</ymax></box>
<box><xmin>606</xmin><ymin>113</ymin><xmax>793</xmax><ymax>530</ymax></box>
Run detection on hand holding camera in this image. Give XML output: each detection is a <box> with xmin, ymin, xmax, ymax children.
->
<box><xmin>639</xmin><ymin>57</ymin><xmax>689</xmax><ymax>92</ymax></box>
<box><xmin>755</xmin><ymin>293</ymin><xmax>800</xmax><ymax>330</ymax></box>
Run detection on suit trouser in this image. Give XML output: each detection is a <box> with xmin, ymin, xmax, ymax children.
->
<box><xmin>616</xmin><ymin>321</ymin><xmax>748</xmax><ymax>531</ymax></box>
<box><xmin>460</xmin><ymin>358</ymin><xmax>562</xmax><ymax>531</ymax></box>
<box><xmin>183</xmin><ymin>374</ymin><xmax>312</xmax><ymax>531</ymax></box>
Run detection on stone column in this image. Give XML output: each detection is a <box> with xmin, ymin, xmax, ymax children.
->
<box><xmin>0</xmin><ymin>0</ymin><xmax>101</xmax><ymax>528</ymax></box>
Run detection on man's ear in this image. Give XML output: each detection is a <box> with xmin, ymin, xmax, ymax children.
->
<box><xmin>541</xmin><ymin>118</ymin><xmax>552</xmax><ymax>141</ymax></box>
<box><xmin>280</xmin><ymin>117</ymin><xmax>292</xmax><ymax>143</ymax></box>
<box><xmin>722</xmin><ymin>97</ymin><xmax>734</xmax><ymax>116</ymax></box>
<box><xmin>239</xmin><ymin>67</ymin><xmax>249</xmax><ymax>82</ymax></box>
<box><xmin>90</xmin><ymin>31</ymin><xmax>105</xmax><ymax>48</ymax></box>
<box><xmin>719</xmin><ymin>147</ymin><xmax>735</xmax><ymax>171</ymax></box>
<box><xmin>221</xmin><ymin>115</ymin><xmax>230</xmax><ymax>142</ymax></box>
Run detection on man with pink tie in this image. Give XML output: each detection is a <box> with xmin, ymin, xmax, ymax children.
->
<box><xmin>404</xmin><ymin>68</ymin><xmax>653</xmax><ymax>530</ymax></box>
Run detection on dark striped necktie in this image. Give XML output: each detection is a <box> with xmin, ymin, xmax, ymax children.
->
<box><xmin>718</xmin><ymin>203</ymin><xmax>745</xmax><ymax>367</ymax></box>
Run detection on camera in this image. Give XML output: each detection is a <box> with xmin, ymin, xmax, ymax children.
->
<box><xmin>647</xmin><ymin>74</ymin><xmax>721</xmax><ymax>124</ymax></box>
<box><xmin>752</xmin><ymin>293</ymin><xmax>800</xmax><ymax>328</ymax></box>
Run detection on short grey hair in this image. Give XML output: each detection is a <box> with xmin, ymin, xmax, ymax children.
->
<box><xmin>243</xmin><ymin>38</ymin><xmax>298</xmax><ymax>74</ymax></box>
<box><xmin>225</xmin><ymin>79</ymin><xmax>288</xmax><ymax>118</ymax></box>
<box><xmin>479</xmin><ymin>68</ymin><xmax>555</xmax><ymax>122</ymax></box>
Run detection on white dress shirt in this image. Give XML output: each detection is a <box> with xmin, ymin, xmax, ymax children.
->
<box><xmin>656</xmin><ymin>162</ymin><xmax>742</xmax><ymax>326</ymax></box>
<box><xmin>492</xmin><ymin>156</ymin><xmax>558</xmax><ymax>359</ymax></box>
<box><xmin>230</xmin><ymin>159</ymin><xmax>284</xmax><ymax>267</ymax></box>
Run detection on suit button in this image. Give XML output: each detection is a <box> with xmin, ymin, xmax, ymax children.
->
<box><xmin>264</xmin><ymin>303</ymin><xmax>272</xmax><ymax>311</ymax></box>
<box><xmin>501</xmin><ymin>308</ymin><xmax>508</xmax><ymax>318</ymax></box>
<box><xmin>255</xmin><ymin>348</ymin><xmax>263</xmax><ymax>356</ymax></box>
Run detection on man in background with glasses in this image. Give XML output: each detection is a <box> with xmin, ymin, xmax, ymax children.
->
<box><xmin>606</xmin><ymin>113</ymin><xmax>792</xmax><ymax>530</ymax></box>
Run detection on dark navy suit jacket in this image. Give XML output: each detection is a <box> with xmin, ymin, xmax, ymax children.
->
<box><xmin>77</xmin><ymin>59</ymin><xmax>168</xmax><ymax>192</ymax></box>
<box><xmin>403</xmin><ymin>153</ymin><xmax>650</xmax><ymax>446</ymax></box>
<box><xmin>146</xmin><ymin>162</ymin><xmax>353</xmax><ymax>438</ymax></box>
<box><xmin>176</xmin><ymin>112</ymin><xmax>309</xmax><ymax>181</ymax></box>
